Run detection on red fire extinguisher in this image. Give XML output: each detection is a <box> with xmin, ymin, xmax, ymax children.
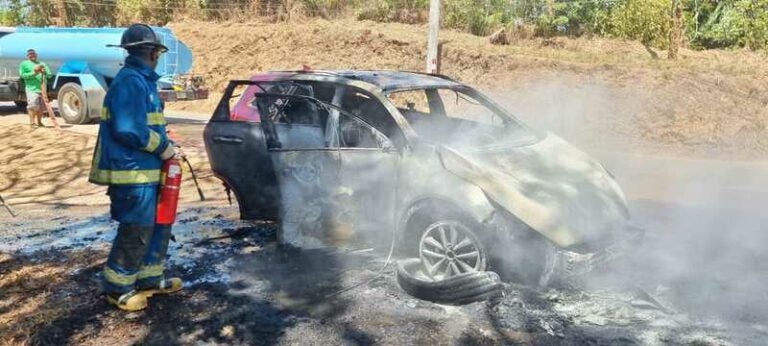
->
<box><xmin>156</xmin><ymin>158</ymin><xmax>183</xmax><ymax>225</ymax></box>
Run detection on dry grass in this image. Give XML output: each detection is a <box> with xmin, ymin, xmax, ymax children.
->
<box><xmin>166</xmin><ymin>17</ymin><xmax>768</xmax><ymax>160</ymax></box>
<box><xmin>0</xmin><ymin>123</ymin><xmax>224</xmax><ymax>215</ymax></box>
<box><xmin>0</xmin><ymin>125</ymin><xmax>102</xmax><ymax>208</ymax></box>
<box><xmin>168</xmin><ymin>17</ymin><xmax>766</xmax><ymax>94</ymax></box>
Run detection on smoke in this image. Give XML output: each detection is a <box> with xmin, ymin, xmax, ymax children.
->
<box><xmin>491</xmin><ymin>76</ymin><xmax>768</xmax><ymax>331</ymax></box>
<box><xmin>263</xmin><ymin>76</ymin><xmax>768</xmax><ymax>338</ymax></box>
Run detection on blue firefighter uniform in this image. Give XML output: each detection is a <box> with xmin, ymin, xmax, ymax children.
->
<box><xmin>90</xmin><ymin>55</ymin><xmax>170</xmax><ymax>188</ymax></box>
<box><xmin>89</xmin><ymin>54</ymin><xmax>176</xmax><ymax>297</ymax></box>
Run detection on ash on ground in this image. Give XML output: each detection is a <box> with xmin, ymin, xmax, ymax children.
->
<box><xmin>2</xmin><ymin>203</ymin><xmax>763</xmax><ymax>345</ymax></box>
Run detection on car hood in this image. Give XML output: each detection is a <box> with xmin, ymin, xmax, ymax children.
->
<box><xmin>437</xmin><ymin>132</ymin><xmax>629</xmax><ymax>248</ymax></box>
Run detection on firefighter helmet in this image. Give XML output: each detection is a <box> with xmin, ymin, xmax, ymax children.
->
<box><xmin>109</xmin><ymin>23</ymin><xmax>168</xmax><ymax>52</ymax></box>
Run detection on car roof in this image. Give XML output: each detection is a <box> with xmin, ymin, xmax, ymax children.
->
<box><xmin>254</xmin><ymin>70</ymin><xmax>463</xmax><ymax>92</ymax></box>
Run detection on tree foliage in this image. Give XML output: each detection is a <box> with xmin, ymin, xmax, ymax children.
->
<box><xmin>604</xmin><ymin>0</ymin><xmax>671</xmax><ymax>48</ymax></box>
<box><xmin>1</xmin><ymin>0</ymin><xmax>767</xmax><ymax>50</ymax></box>
<box><xmin>689</xmin><ymin>0</ymin><xmax>768</xmax><ymax>49</ymax></box>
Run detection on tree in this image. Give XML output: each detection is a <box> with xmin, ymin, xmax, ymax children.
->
<box><xmin>1</xmin><ymin>0</ymin><xmax>25</xmax><ymax>25</ymax></box>
<box><xmin>669</xmin><ymin>0</ymin><xmax>684</xmax><ymax>59</ymax></box>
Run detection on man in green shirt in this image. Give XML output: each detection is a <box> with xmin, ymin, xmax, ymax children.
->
<box><xmin>18</xmin><ymin>49</ymin><xmax>52</xmax><ymax>128</ymax></box>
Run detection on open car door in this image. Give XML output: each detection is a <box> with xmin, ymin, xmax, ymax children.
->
<box><xmin>257</xmin><ymin>91</ymin><xmax>399</xmax><ymax>249</ymax></box>
<box><xmin>203</xmin><ymin>80</ymin><xmax>281</xmax><ymax>220</ymax></box>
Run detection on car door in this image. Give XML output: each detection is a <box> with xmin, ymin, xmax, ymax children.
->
<box><xmin>204</xmin><ymin>80</ymin><xmax>281</xmax><ymax>221</ymax></box>
<box><xmin>260</xmin><ymin>90</ymin><xmax>342</xmax><ymax>248</ymax></box>
<box><xmin>334</xmin><ymin>88</ymin><xmax>401</xmax><ymax>248</ymax></box>
<box><xmin>263</xmin><ymin>86</ymin><xmax>400</xmax><ymax>249</ymax></box>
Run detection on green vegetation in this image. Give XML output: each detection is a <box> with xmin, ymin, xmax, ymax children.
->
<box><xmin>1</xmin><ymin>0</ymin><xmax>767</xmax><ymax>50</ymax></box>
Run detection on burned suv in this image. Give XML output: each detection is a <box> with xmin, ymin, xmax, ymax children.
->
<box><xmin>204</xmin><ymin>70</ymin><xmax>642</xmax><ymax>285</ymax></box>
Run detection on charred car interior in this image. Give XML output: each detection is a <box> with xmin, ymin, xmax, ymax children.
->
<box><xmin>204</xmin><ymin>70</ymin><xmax>643</xmax><ymax>292</ymax></box>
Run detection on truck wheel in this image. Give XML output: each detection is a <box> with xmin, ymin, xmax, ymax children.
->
<box><xmin>14</xmin><ymin>101</ymin><xmax>27</xmax><ymax>111</ymax></box>
<box><xmin>58</xmin><ymin>83</ymin><xmax>89</xmax><ymax>124</ymax></box>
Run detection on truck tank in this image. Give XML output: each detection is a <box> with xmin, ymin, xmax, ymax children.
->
<box><xmin>0</xmin><ymin>26</ymin><xmax>204</xmax><ymax>124</ymax></box>
<box><xmin>0</xmin><ymin>26</ymin><xmax>193</xmax><ymax>80</ymax></box>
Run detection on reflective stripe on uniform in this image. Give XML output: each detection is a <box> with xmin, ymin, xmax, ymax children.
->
<box><xmin>89</xmin><ymin>140</ymin><xmax>161</xmax><ymax>185</ymax></box>
<box><xmin>103</xmin><ymin>266</ymin><xmax>137</xmax><ymax>286</ymax></box>
<box><xmin>99</xmin><ymin>109</ymin><xmax>165</xmax><ymax>126</ymax></box>
<box><xmin>144</xmin><ymin>130</ymin><xmax>161</xmax><ymax>153</ymax></box>
<box><xmin>90</xmin><ymin>168</ymin><xmax>161</xmax><ymax>185</ymax></box>
<box><xmin>137</xmin><ymin>264</ymin><xmax>164</xmax><ymax>280</ymax></box>
<box><xmin>147</xmin><ymin>112</ymin><xmax>166</xmax><ymax>126</ymax></box>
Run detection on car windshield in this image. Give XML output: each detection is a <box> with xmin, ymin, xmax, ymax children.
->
<box><xmin>386</xmin><ymin>87</ymin><xmax>539</xmax><ymax>149</ymax></box>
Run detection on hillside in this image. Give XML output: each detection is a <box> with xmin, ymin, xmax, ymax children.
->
<box><xmin>168</xmin><ymin>18</ymin><xmax>768</xmax><ymax>160</ymax></box>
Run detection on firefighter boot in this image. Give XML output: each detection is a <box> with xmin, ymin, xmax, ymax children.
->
<box><xmin>106</xmin><ymin>290</ymin><xmax>148</xmax><ymax>312</ymax></box>
<box><xmin>135</xmin><ymin>225</ymin><xmax>182</xmax><ymax>297</ymax></box>
<box><xmin>103</xmin><ymin>224</ymin><xmax>154</xmax><ymax>311</ymax></box>
<box><xmin>139</xmin><ymin>277</ymin><xmax>184</xmax><ymax>298</ymax></box>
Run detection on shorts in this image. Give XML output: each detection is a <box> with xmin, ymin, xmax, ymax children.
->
<box><xmin>26</xmin><ymin>92</ymin><xmax>42</xmax><ymax>112</ymax></box>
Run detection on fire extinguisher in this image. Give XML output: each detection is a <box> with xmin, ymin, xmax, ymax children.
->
<box><xmin>156</xmin><ymin>155</ymin><xmax>207</xmax><ymax>225</ymax></box>
<box><xmin>156</xmin><ymin>157</ymin><xmax>183</xmax><ymax>225</ymax></box>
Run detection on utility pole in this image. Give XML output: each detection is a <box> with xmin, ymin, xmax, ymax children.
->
<box><xmin>426</xmin><ymin>0</ymin><xmax>440</xmax><ymax>74</ymax></box>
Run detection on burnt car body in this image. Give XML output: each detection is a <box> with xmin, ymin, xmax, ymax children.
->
<box><xmin>204</xmin><ymin>70</ymin><xmax>642</xmax><ymax>285</ymax></box>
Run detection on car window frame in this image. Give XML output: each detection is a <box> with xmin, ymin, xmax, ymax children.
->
<box><xmin>253</xmin><ymin>91</ymin><xmax>396</xmax><ymax>153</ymax></box>
<box><xmin>383</xmin><ymin>85</ymin><xmax>540</xmax><ymax>138</ymax></box>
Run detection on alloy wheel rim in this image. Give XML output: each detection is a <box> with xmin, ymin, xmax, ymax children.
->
<box><xmin>419</xmin><ymin>221</ymin><xmax>485</xmax><ymax>281</ymax></box>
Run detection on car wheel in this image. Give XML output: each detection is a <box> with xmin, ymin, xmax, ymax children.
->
<box><xmin>14</xmin><ymin>101</ymin><xmax>27</xmax><ymax>111</ymax></box>
<box><xmin>58</xmin><ymin>83</ymin><xmax>90</xmax><ymax>124</ymax></box>
<box><xmin>418</xmin><ymin>220</ymin><xmax>487</xmax><ymax>281</ymax></box>
<box><xmin>401</xmin><ymin>201</ymin><xmax>555</xmax><ymax>286</ymax></box>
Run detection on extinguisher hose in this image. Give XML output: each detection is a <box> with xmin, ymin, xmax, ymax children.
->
<box><xmin>182</xmin><ymin>157</ymin><xmax>206</xmax><ymax>201</ymax></box>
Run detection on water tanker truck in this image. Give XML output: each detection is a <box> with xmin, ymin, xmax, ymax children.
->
<box><xmin>0</xmin><ymin>26</ymin><xmax>206</xmax><ymax>124</ymax></box>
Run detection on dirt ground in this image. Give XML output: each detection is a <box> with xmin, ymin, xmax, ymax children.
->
<box><xmin>2</xmin><ymin>17</ymin><xmax>768</xmax><ymax>346</ymax></box>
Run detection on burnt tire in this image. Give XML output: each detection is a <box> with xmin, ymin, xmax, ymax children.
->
<box><xmin>58</xmin><ymin>83</ymin><xmax>89</xmax><ymax>124</ymax></box>
<box><xmin>397</xmin><ymin>258</ymin><xmax>503</xmax><ymax>305</ymax></box>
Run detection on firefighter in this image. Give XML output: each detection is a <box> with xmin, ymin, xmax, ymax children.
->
<box><xmin>89</xmin><ymin>24</ymin><xmax>183</xmax><ymax>312</ymax></box>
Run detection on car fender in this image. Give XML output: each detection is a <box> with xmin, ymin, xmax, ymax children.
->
<box><xmin>397</xmin><ymin>147</ymin><xmax>497</xmax><ymax>237</ymax></box>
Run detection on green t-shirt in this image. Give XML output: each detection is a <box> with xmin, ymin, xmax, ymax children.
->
<box><xmin>18</xmin><ymin>60</ymin><xmax>52</xmax><ymax>93</ymax></box>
